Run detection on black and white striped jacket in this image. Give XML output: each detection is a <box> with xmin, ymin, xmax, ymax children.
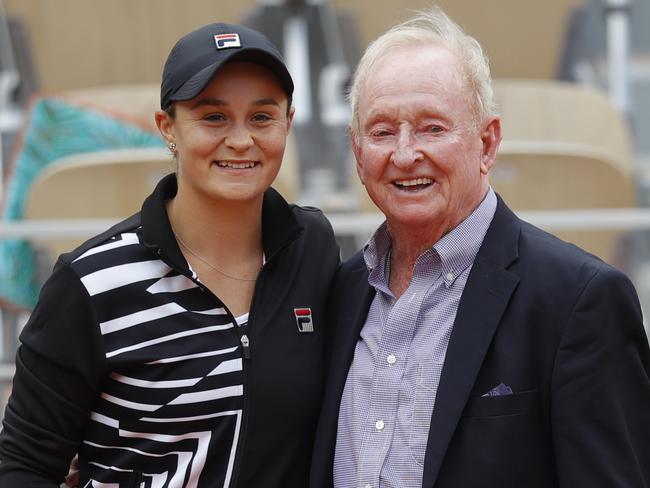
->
<box><xmin>0</xmin><ymin>174</ymin><xmax>340</xmax><ymax>487</ymax></box>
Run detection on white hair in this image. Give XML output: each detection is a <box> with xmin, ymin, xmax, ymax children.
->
<box><xmin>349</xmin><ymin>6</ymin><xmax>497</xmax><ymax>137</ymax></box>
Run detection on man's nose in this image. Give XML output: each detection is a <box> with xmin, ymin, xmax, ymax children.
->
<box><xmin>225</xmin><ymin>124</ymin><xmax>254</xmax><ymax>151</ymax></box>
<box><xmin>391</xmin><ymin>128</ymin><xmax>421</xmax><ymax>168</ymax></box>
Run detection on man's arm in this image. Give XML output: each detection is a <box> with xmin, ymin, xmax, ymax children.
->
<box><xmin>552</xmin><ymin>267</ymin><xmax>650</xmax><ymax>487</ymax></box>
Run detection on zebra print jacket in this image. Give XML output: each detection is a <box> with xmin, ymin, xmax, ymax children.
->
<box><xmin>0</xmin><ymin>173</ymin><xmax>340</xmax><ymax>487</ymax></box>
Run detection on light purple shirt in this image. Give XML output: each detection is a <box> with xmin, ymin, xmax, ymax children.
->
<box><xmin>333</xmin><ymin>189</ymin><xmax>497</xmax><ymax>488</ymax></box>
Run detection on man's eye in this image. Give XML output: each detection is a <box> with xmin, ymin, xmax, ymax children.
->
<box><xmin>370</xmin><ymin>129</ymin><xmax>392</xmax><ymax>137</ymax></box>
<box><xmin>427</xmin><ymin>125</ymin><xmax>444</xmax><ymax>133</ymax></box>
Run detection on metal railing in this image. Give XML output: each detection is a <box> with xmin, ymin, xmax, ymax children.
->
<box><xmin>4</xmin><ymin>208</ymin><xmax>650</xmax><ymax>239</ymax></box>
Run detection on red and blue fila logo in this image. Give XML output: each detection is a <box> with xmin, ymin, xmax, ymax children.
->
<box><xmin>294</xmin><ymin>307</ymin><xmax>314</xmax><ymax>333</ymax></box>
<box><xmin>214</xmin><ymin>33</ymin><xmax>241</xmax><ymax>50</ymax></box>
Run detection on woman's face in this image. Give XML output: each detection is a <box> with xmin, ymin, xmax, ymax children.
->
<box><xmin>157</xmin><ymin>61</ymin><xmax>293</xmax><ymax>205</ymax></box>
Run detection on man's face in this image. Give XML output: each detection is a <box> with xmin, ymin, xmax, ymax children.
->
<box><xmin>353</xmin><ymin>44</ymin><xmax>500</xmax><ymax>236</ymax></box>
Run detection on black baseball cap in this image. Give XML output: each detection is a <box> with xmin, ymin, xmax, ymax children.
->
<box><xmin>160</xmin><ymin>23</ymin><xmax>294</xmax><ymax>110</ymax></box>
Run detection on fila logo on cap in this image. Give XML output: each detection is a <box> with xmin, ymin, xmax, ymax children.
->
<box><xmin>214</xmin><ymin>33</ymin><xmax>241</xmax><ymax>50</ymax></box>
<box><xmin>294</xmin><ymin>307</ymin><xmax>314</xmax><ymax>333</ymax></box>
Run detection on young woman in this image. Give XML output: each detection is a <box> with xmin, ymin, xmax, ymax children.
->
<box><xmin>0</xmin><ymin>23</ymin><xmax>339</xmax><ymax>487</ymax></box>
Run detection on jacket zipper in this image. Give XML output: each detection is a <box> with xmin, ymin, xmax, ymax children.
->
<box><xmin>240</xmin><ymin>334</ymin><xmax>250</xmax><ymax>359</ymax></box>
<box><xmin>156</xmin><ymin>228</ymin><xmax>302</xmax><ymax>488</ymax></box>
<box><xmin>190</xmin><ymin>279</ymin><xmax>250</xmax><ymax>488</ymax></box>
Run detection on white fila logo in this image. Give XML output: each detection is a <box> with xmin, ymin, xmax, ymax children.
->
<box><xmin>214</xmin><ymin>33</ymin><xmax>241</xmax><ymax>50</ymax></box>
<box><xmin>294</xmin><ymin>307</ymin><xmax>314</xmax><ymax>333</ymax></box>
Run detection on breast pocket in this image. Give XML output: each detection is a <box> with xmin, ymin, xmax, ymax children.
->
<box><xmin>462</xmin><ymin>389</ymin><xmax>539</xmax><ymax>418</ymax></box>
<box><xmin>409</xmin><ymin>360</ymin><xmax>443</xmax><ymax>466</ymax></box>
<box><xmin>443</xmin><ymin>389</ymin><xmax>548</xmax><ymax>483</ymax></box>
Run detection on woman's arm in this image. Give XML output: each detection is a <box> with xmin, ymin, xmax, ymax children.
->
<box><xmin>0</xmin><ymin>262</ymin><xmax>106</xmax><ymax>486</ymax></box>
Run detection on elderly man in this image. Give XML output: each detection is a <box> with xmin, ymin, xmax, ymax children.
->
<box><xmin>311</xmin><ymin>7</ymin><xmax>650</xmax><ymax>488</ymax></box>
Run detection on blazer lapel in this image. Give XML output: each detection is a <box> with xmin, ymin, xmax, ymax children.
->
<box><xmin>422</xmin><ymin>198</ymin><xmax>521</xmax><ymax>486</ymax></box>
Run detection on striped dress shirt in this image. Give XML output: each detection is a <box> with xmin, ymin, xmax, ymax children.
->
<box><xmin>333</xmin><ymin>188</ymin><xmax>497</xmax><ymax>488</ymax></box>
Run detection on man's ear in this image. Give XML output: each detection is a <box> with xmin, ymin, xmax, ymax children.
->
<box><xmin>480</xmin><ymin>117</ymin><xmax>502</xmax><ymax>175</ymax></box>
<box><xmin>155</xmin><ymin>110</ymin><xmax>176</xmax><ymax>147</ymax></box>
<box><xmin>349</xmin><ymin>127</ymin><xmax>365</xmax><ymax>185</ymax></box>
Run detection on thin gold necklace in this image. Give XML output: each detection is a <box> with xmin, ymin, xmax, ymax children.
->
<box><xmin>174</xmin><ymin>232</ymin><xmax>260</xmax><ymax>282</ymax></box>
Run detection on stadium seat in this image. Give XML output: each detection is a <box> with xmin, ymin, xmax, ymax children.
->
<box><xmin>22</xmin><ymin>147</ymin><xmax>173</xmax><ymax>261</ymax></box>
<box><xmin>492</xmin><ymin>79</ymin><xmax>636</xmax><ymax>262</ymax></box>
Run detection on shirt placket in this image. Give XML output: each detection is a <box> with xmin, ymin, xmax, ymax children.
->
<box><xmin>356</xmin><ymin>268</ymin><xmax>434</xmax><ymax>488</ymax></box>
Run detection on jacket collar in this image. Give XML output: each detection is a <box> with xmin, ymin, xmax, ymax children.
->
<box><xmin>140</xmin><ymin>174</ymin><xmax>303</xmax><ymax>274</ymax></box>
<box><xmin>422</xmin><ymin>195</ymin><xmax>521</xmax><ymax>485</ymax></box>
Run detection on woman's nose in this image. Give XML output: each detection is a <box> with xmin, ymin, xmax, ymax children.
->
<box><xmin>225</xmin><ymin>124</ymin><xmax>254</xmax><ymax>151</ymax></box>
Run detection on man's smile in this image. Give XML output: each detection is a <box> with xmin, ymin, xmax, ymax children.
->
<box><xmin>393</xmin><ymin>177</ymin><xmax>433</xmax><ymax>191</ymax></box>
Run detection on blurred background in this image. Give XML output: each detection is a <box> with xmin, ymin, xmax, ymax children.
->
<box><xmin>1</xmin><ymin>0</ymin><xmax>649</xmax><ymax>416</ymax></box>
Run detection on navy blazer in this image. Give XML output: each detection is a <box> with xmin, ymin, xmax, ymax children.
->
<box><xmin>311</xmin><ymin>197</ymin><xmax>650</xmax><ymax>487</ymax></box>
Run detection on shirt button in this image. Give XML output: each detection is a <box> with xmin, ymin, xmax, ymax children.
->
<box><xmin>375</xmin><ymin>419</ymin><xmax>385</xmax><ymax>431</ymax></box>
<box><xmin>446</xmin><ymin>272</ymin><xmax>454</xmax><ymax>281</ymax></box>
<box><xmin>387</xmin><ymin>354</ymin><xmax>396</xmax><ymax>365</ymax></box>
<box><xmin>364</xmin><ymin>484</ymin><xmax>373</xmax><ymax>488</ymax></box>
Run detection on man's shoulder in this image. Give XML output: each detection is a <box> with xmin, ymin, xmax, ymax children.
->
<box><xmin>492</xmin><ymin>197</ymin><xmax>612</xmax><ymax>274</ymax></box>
<box><xmin>510</xmin><ymin>218</ymin><xmax>633</xmax><ymax>300</ymax></box>
<box><xmin>518</xmin><ymin>219</ymin><xmax>608</xmax><ymax>271</ymax></box>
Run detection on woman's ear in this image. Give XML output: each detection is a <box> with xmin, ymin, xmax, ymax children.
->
<box><xmin>287</xmin><ymin>106</ymin><xmax>295</xmax><ymax>132</ymax></box>
<box><xmin>155</xmin><ymin>110</ymin><xmax>175</xmax><ymax>147</ymax></box>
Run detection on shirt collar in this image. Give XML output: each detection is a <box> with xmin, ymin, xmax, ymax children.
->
<box><xmin>363</xmin><ymin>187</ymin><xmax>497</xmax><ymax>290</ymax></box>
<box><xmin>435</xmin><ymin>187</ymin><xmax>497</xmax><ymax>286</ymax></box>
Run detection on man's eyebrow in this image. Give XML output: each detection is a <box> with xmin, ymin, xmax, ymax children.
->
<box><xmin>189</xmin><ymin>97</ymin><xmax>281</xmax><ymax>110</ymax></box>
<box><xmin>363</xmin><ymin>110</ymin><xmax>392</xmax><ymax>126</ymax></box>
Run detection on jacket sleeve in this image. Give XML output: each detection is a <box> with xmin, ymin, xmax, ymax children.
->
<box><xmin>552</xmin><ymin>267</ymin><xmax>650</xmax><ymax>487</ymax></box>
<box><xmin>0</xmin><ymin>261</ymin><xmax>107</xmax><ymax>486</ymax></box>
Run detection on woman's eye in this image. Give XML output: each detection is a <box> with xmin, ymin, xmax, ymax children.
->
<box><xmin>204</xmin><ymin>113</ymin><xmax>225</xmax><ymax>122</ymax></box>
<box><xmin>252</xmin><ymin>113</ymin><xmax>272</xmax><ymax>122</ymax></box>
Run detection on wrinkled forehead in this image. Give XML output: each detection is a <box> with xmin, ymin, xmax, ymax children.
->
<box><xmin>358</xmin><ymin>46</ymin><xmax>474</xmax><ymax>121</ymax></box>
<box><xmin>364</xmin><ymin>45</ymin><xmax>467</xmax><ymax>96</ymax></box>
